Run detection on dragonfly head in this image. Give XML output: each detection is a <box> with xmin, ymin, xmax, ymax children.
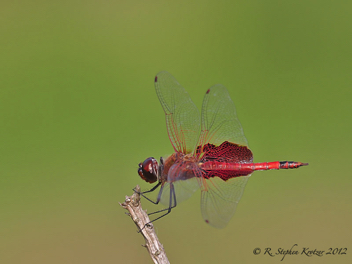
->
<box><xmin>138</xmin><ymin>157</ymin><xmax>159</xmax><ymax>183</ymax></box>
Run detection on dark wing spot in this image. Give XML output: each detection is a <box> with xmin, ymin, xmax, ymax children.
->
<box><xmin>206</xmin><ymin>89</ymin><xmax>210</xmax><ymax>94</ymax></box>
<box><xmin>155</xmin><ymin>76</ymin><xmax>158</xmax><ymax>82</ymax></box>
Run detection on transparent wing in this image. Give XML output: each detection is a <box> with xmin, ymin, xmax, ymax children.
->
<box><xmin>155</xmin><ymin>71</ymin><xmax>200</xmax><ymax>154</ymax></box>
<box><xmin>195</xmin><ymin>85</ymin><xmax>252</xmax><ymax>228</ymax></box>
<box><xmin>159</xmin><ymin>178</ymin><xmax>200</xmax><ymax>206</ymax></box>
<box><xmin>159</xmin><ymin>162</ymin><xmax>200</xmax><ymax>206</ymax></box>
<box><xmin>196</xmin><ymin>85</ymin><xmax>248</xmax><ymax>153</ymax></box>
<box><xmin>200</xmin><ymin>175</ymin><xmax>251</xmax><ymax>228</ymax></box>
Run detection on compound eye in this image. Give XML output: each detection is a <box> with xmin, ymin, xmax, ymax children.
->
<box><xmin>138</xmin><ymin>157</ymin><xmax>158</xmax><ymax>183</ymax></box>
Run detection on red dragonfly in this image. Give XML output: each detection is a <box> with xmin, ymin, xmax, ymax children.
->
<box><xmin>138</xmin><ymin>71</ymin><xmax>308</xmax><ymax>228</ymax></box>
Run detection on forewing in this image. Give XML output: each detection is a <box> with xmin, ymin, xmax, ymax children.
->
<box><xmin>197</xmin><ymin>85</ymin><xmax>248</xmax><ymax>154</ymax></box>
<box><xmin>155</xmin><ymin>71</ymin><xmax>200</xmax><ymax>154</ymax></box>
<box><xmin>200</xmin><ymin>175</ymin><xmax>251</xmax><ymax>228</ymax></box>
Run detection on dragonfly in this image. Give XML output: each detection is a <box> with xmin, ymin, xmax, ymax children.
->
<box><xmin>137</xmin><ymin>71</ymin><xmax>308</xmax><ymax>228</ymax></box>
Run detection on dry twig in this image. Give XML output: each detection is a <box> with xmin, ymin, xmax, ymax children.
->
<box><xmin>120</xmin><ymin>185</ymin><xmax>170</xmax><ymax>264</ymax></box>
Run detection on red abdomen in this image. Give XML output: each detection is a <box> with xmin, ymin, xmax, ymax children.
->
<box><xmin>200</xmin><ymin>161</ymin><xmax>253</xmax><ymax>180</ymax></box>
<box><xmin>200</xmin><ymin>161</ymin><xmax>308</xmax><ymax>181</ymax></box>
<box><xmin>198</xmin><ymin>141</ymin><xmax>308</xmax><ymax>181</ymax></box>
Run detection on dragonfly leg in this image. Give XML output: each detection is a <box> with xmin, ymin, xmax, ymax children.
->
<box><xmin>133</xmin><ymin>182</ymin><xmax>161</xmax><ymax>205</ymax></box>
<box><xmin>146</xmin><ymin>183</ymin><xmax>176</xmax><ymax>219</ymax></box>
<box><xmin>139</xmin><ymin>183</ymin><xmax>176</xmax><ymax>232</ymax></box>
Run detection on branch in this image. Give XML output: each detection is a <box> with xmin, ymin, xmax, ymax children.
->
<box><xmin>120</xmin><ymin>185</ymin><xmax>170</xmax><ymax>264</ymax></box>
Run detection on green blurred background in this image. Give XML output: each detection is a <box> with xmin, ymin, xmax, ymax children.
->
<box><xmin>1</xmin><ymin>1</ymin><xmax>351</xmax><ymax>263</ymax></box>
